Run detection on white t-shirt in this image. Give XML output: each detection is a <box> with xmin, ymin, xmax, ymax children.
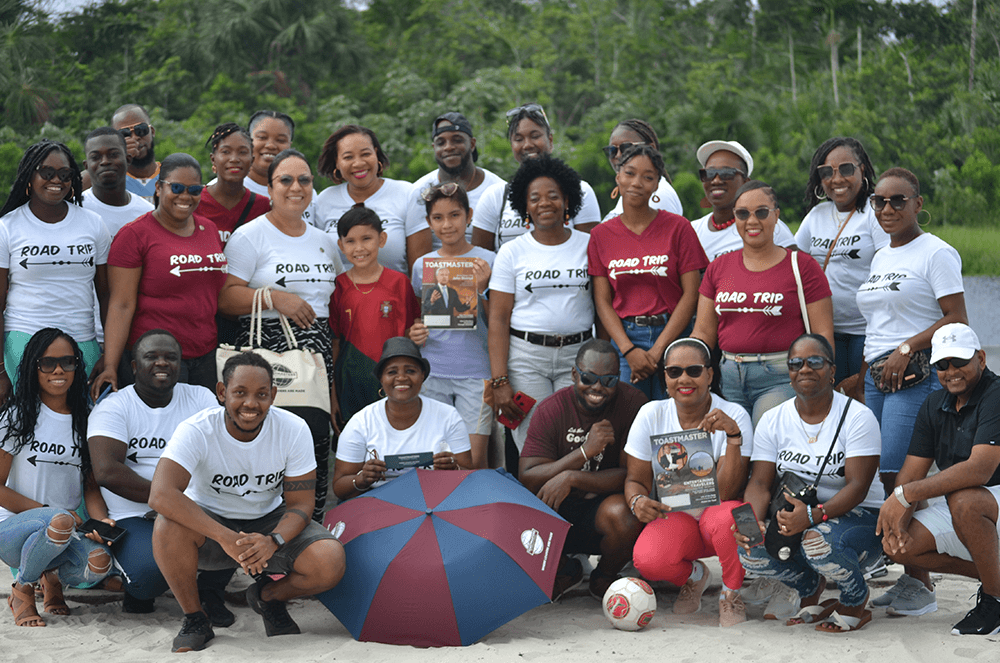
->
<box><xmin>224</xmin><ymin>217</ymin><xmax>344</xmax><ymax>319</ymax></box>
<box><xmin>0</xmin><ymin>204</ymin><xmax>111</xmax><ymax>342</ymax></box>
<box><xmin>491</xmin><ymin>230</ymin><xmax>594</xmax><ymax>334</ymax></box>
<box><xmin>336</xmin><ymin>396</ymin><xmax>470</xmax><ymax>488</ymax></box>
<box><xmin>795</xmin><ymin>202</ymin><xmax>889</xmax><ymax>335</ymax></box>
<box><xmin>601</xmin><ymin>176</ymin><xmax>684</xmax><ymax>222</ymax></box>
<box><xmin>315</xmin><ymin>178</ymin><xmax>420</xmax><ymax>274</ymax></box>
<box><xmin>88</xmin><ymin>384</ymin><xmax>218</xmax><ymax>521</ymax></box>
<box><xmin>242</xmin><ymin>177</ymin><xmax>318</xmax><ymax>229</ymax></box>
<box><xmin>691</xmin><ymin>212</ymin><xmax>796</xmax><ymax>262</ymax></box>
<box><xmin>159</xmin><ymin>406</ymin><xmax>315</xmax><ymax>519</ymax></box>
<box><xmin>856</xmin><ymin>233</ymin><xmax>964</xmax><ymax>362</ymax></box>
<box><xmin>405</xmin><ymin>168</ymin><xmax>505</xmax><ymax>249</ymax></box>
<box><xmin>471</xmin><ymin>179</ymin><xmax>601</xmax><ymax>249</ymax></box>
<box><xmin>752</xmin><ymin>392</ymin><xmax>883</xmax><ymax>509</ymax></box>
<box><xmin>0</xmin><ymin>405</ymin><xmax>83</xmax><ymax>522</ymax></box>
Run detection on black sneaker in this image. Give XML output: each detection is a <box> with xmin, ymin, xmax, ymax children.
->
<box><xmin>200</xmin><ymin>588</ymin><xmax>236</xmax><ymax>628</ymax></box>
<box><xmin>122</xmin><ymin>591</ymin><xmax>155</xmax><ymax>614</ymax></box>
<box><xmin>246</xmin><ymin>578</ymin><xmax>300</xmax><ymax>637</ymax></box>
<box><xmin>171</xmin><ymin>612</ymin><xmax>215</xmax><ymax>652</ymax></box>
<box><xmin>951</xmin><ymin>587</ymin><xmax>1000</xmax><ymax>636</ymax></box>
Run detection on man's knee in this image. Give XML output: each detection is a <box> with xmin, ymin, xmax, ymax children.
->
<box><xmin>947</xmin><ymin>488</ymin><xmax>1000</xmax><ymax>528</ymax></box>
<box><xmin>595</xmin><ymin>495</ymin><xmax>642</xmax><ymax>541</ymax></box>
<box><xmin>294</xmin><ymin>539</ymin><xmax>346</xmax><ymax>592</ymax></box>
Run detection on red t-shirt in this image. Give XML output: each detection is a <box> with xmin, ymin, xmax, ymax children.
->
<box><xmin>699</xmin><ymin>249</ymin><xmax>831</xmax><ymax>354</ymax></box>
<box><xmin>588</xmin><ymin>211</ymin><xmax>708</xmax><ymax>317</ymax></box>
<box><xmin>329</xmin><ymin>268</ymin><xmax>421</xmax><ymax>362</ymax></box>
<box><xmin>197</xmin><ymin>188</ymin><xmax>271</xmax><ymax>246</ymax></box>
<box><xmin>109</xmin><ymin>212</ymin><xmax>227</xmax><ymax>358</ymax></box>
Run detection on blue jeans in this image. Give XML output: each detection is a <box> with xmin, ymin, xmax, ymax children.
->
<box><xmin>611</xmin><ymin>318</ymin><xmax>693</xmax><ymax>401</ymax></box>
<box><xmin>0</xmin><ymin>507</ymin><xmax>109</xmax><ymax>586</ymax></box>
<box><xmin>719</xmin><ymin>354</ymin><xmax>794</xmax><ymax>427</ymax></box>
<box><xmin>864</xmin><ymin>369</ymin><xmax>940</xmax><ymax>474</ymax></box>
<box><xmin>739</xmin><ymin>506</ymin><xmax>882</xmax><ymax>607</ymax></box>
<box><xmin>834</xmin><ymin>332</ymin><xmax>865</xmax><ymax>384</ymax></box>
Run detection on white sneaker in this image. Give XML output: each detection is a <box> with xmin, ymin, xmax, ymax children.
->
<box><xmin>741</xmin><ymin>577</ymin><xmax>781</xmax><ymax>605</ymax></box>
<box><xmin>763</xmin><ymin>581</ymin><xmax>800</xmax><ymax>620</ymax></box>
<box><xmin>887</xmin><ymin>581</ymin><xmax>938</xmax><ymax>616</ymax></box>
<box><xmin>871</xmin><ymin>573</ymin><xmax>917</xmax><ymax>608</ymax></box>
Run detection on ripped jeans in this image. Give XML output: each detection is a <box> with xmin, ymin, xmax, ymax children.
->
<box><xmin>738</xmin><ymin>506</ymin><xmax>882</xmax><ymax>607</ymax></box>
<box><xmin>0</xmin><ymin>507</ymin><xmax>111</xmax><ymax>586</ymax></box>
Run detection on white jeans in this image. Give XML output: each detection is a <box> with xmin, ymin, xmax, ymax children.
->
<box><xmin>506</xmin><ymin>335</ymin><xmax>582</xmax><ymax>450</ymax></box>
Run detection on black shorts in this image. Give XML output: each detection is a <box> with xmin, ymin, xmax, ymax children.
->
<box><xmin>559</xmin><ymin>495</ymin><xmax>606</xmax><ymax>556</ymax></box>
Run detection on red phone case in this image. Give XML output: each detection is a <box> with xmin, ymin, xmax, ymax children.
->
<box><xmin>497</xmin><ymin>391</ymin><xmax>537</xmax><ymax>429</ymax></box>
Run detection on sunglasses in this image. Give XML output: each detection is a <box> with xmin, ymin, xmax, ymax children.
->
<box><xmin>35</xmin><ymin>165</ymin><xmax>74</xmax><ymax>183</ymax></box>
<box><xmin>576</xmin><ymin>366</ymin><xmax>620</xmax><ymax>388</ymax></box>
<box><xmin>933</xmin><ymin>356</ymin><xmax>972</xmax><ymax>371</ymax></box>
<box><xmin>733</xmin><ymin>206</ymin><xmax>775</xmax><ymax>221</ymax></box>
<box><xmin>161</xmin><ymin>182</ymin><xmax>204</xmax><ymax>196</ymax></box>
<box><xmin>118</xmin><ymin>122</ymin><xmax>151</xmax><ymax>139</ymax></box>
<box><xmin>276</xmin><ymin>174</ymin><xmax>313</xmax><ymax>188</ymax></box>
<box><xmin>602</xmin><ymin>142</ymin><xmax>647</xmax><ymax>160</ymax></box>
<box><xmin>870</xmin><ymin>194</ymin><xmax>916</xmax><ymax>212</ymax></box>
<box><xmin>787</xmin><ymin>355</ymin><xmax>831</xmax><ymax>372</ymax></box>
<box><xmin>420</xmin><ymin>181</ymin><xmax>461</xmax><ymax>201</ymax></box>
<box><xmin>664</xmin><ymin>364</ymin><xmax>706</xmax><ymax>379</ymax></box>
<box><xmin>817</xmin><ymin>162</ymin><xmax>858</xmax><ymax>180</ymax></box>
<box><xmin>38</xmin><ymin>355</ymin><xmax>77</xmax><ymax>373</ymax></box>
<box><xmin>505</xmin><ymin>103</ymin><xmax>549</xmax><ymax>127</ymax></box>
<box><xmin>698</xmin><ymin>167</ymin><xmax>745</xmax><ymax>182</ymax></box>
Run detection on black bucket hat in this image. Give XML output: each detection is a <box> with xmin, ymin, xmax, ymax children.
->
<box><xmin>373</xmin><ymin>337</ymin><xmax>431</xmax><ymax>380</ymax></box>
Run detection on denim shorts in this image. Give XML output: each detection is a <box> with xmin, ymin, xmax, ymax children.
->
<box><xmin>719</xmin><ymin>353</ymin><xmax>794</xmax><ymax>427</ymax></box>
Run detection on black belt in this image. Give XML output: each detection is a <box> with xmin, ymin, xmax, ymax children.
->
<box><xmin>510</xmin><ymin>328</ymin><xmax>593</xmax><ymax>348</ymax></box>
<box><xmin>623</xmin><ymin>313</ymin><xmax>668</xmax><ymax>326</ymax></box>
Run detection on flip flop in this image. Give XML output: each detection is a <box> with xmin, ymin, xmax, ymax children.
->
<box><xmin>40</xmin><ymin>571</ymin><xmax>71</xmax><ymax>616</ymax></box>
<box><xmin>786</xmin><ymin>598</ymin><xmax>838</xmax><ymax>625</ymax></box>
<box><xmin>7</xmin><ymin>583</ymin><xmax>46</xmax><ymax>627</ymax></box>
<box><xmin>816</xmin><ymin>609</ymin><xmax>873</xmax><ymax>633</ymax></box>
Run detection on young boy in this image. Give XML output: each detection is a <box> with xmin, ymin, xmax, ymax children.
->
<box><xmin>330</xmin><ymin>206</ymin><xmax>420</xmax><ymax>423</ymax></box>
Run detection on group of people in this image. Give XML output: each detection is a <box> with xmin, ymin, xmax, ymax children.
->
<box><xmin>0</xmin><ymin>99</ymin><xmax>997</xmax><ymax>653</ymax></box>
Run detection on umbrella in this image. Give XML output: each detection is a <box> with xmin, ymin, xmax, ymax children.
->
<box><xmin>319</xmin><ymin>468</ymin><xmax>570</xmax><ymax>647</ymax></box>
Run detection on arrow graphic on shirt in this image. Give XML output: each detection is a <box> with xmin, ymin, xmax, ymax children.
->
<box><xmin>865</xmin><ymin>282</ymin><xmax>902</xmax><ymax>292</ymax></box>
<box><xmin>169</xmin><ymin>265</ymin><xmax>227</xmax><ymax>277</ymax></box>
<box><xmin>274</xmin><ymin>276</ymin><xmax>337</xmax><ymax>288</ymax></box>
<box><xmin>609</xmin><ymin>265</ymin><xmax>670</xmax><ymax>280</ymax></box>
<box><xmin>210</xmin><ymin>485</ymin><xmax>281</xmax><ymax>497</ymax></box>
<box><xmin>714</xmin><ymin>305</ymin><xmax>783</xmax><ymax>316</ymax></box>
<box><xmin>19</xmin><ymin>256</ymin><xmax>94</xmax><ymax>269</ymax></box>
<box><xmin>524</xmin><ymin>281</ymin><xmax>590</xmax><ymax>293</ymax></box>
<box><xmin>26</xmin><ymin>455</ymin><xmax>80</xmax><ymax>468</ymax></box>
<box><xmin>126</xmin><ymin>452</ymin><xmax>162</xmax><ymax>463</ymax></box>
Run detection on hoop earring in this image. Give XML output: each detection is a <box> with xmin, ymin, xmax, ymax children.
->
<box><xmin>611</xmin><ymin>186</ymin><xmax>619</xmax><ymax>200</ymax></box>
<box><xmin>377</xmin><ymin>162</ymin><xmax>384</xmax><ymax>177</ymax></box>
<box><xmin>863</xmin><ymin>177</ymin><xmax>871</xmax><ymax>192</ymax></box>
<box><xmin>378</xmin><ymin>388</ymin><xmax>386</xmax><ymax>398</ymax></box>
<box><xmin>333</xmin><ymin>168</ymin><xmax>342</xmax><ymax>181</ymax></box>
<box><xmin>814</xmin><ymin>185</ymin><xmax>827</xmax><ymax>200</ymax></box>
<box><xmin>25</xmin><ymin>185</ymin><xmax>30</xmax><ymax>197</ymax></box>
<box><xmin>652</xmin><ymin>194</ymin><xmax>660</xmax><ymax>204</ymax></box>
<box><xmin>918</xmin><ymin>208</ymin><xmax>931</xmax><ymax>227</ymax></box>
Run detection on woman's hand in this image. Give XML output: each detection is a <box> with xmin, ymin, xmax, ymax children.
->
<box><xmin>492</xmin><ymin>382</ymin><xmax>525</xmax><ymax>421</ymax></box>
<box><xmin>408</xmin><ymin>321</ymin><xmax>430</xmax><ymax>346</ymax></box>
<box><xmin>79</xmin><ymin>516</ymin><xmax>117</xmax><ymax>545</ymax></box>
<box><xmin>699</xmin><ymin>408</ymin><xmax>740</xmax><ymax>437</ymax></box>
<box><xmin>356</xmin><ymin>457</ymin><xmax>386</xmax><ymax>490</ymax></box>
<box><xmin>625</xmin><ymin>347</ymin><xmax>657</xmax><ymax>382</ymax></box>
<box><xmin>90</xmin><ymin>368</ymin><xmax>118</xmax><ymax>403</ymax></box>
<box><xmin>433</xmin><ymin>451</ymin><xmax>461</xmax><ymax>471</ymax></box>
<box><xmin>270</xmin><ymin>291</ymin><xmax>316</xmax><ymax>329</ymax></box>
<box><xmin>472</xmin><ymin>258</ymin><xmax>492</xmax><ymax>293</ymax></box>
<box><xmin>731</xmin><ymin>520</ymin><xmax>766</xmax><ymax>551</ymax></box>
<box><xmin>879</xmin><ymin>348</ymin><xmax>911</xmax><ymax>392</ymax></box>
<box><xmin>632</xmin><ymin>495</ymin><xmax>670</xmax><ymax>524</ymax></box>
<box><xmin>775</xmin><ymin>492</ymin><xmax>811</xmax><ymax>536</ymax></box>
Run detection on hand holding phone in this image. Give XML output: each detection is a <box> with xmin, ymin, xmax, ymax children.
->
<box><xmin>79</xmin><ymin>518</ymin><xmax>127</xmax><ymax>545</ymax></box>
<box><xmin>731</xmin><ymin>503</ymin><xmax>763</xmax><ymax>548</ymax></box>
<box><xmin>497</xmin><ymin>391</ymin><xmax>537</xmax><ymax>429</ymax></box>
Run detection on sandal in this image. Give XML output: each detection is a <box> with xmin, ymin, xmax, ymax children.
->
<box><xmin>8</xmin><ymin>583</ymin><xmax>46</xmax><ymax>627</ymax></box>
<box><xmin>40</xmin><ymin>571</ymin><xmax>71</xmax><ymax>616</ymax></box>
<box><xmin>816</xmin><ymin>609</ymin><xmax>873</xmax><ymax>633</ymax></box>
<box><xmin>786</xmin><ymin>598</ymin><xmax>838</xmax><ymax>625</ymax></box>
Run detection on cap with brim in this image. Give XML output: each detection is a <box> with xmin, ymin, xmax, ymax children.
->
<box><xmin>374</xmin><ymin>337</ymin><xmax>431</xmax><ymax>380</ymax></box>
<box><xmin>930</xmin><ymin>323</ymin><xmax>981</xmax><ymax>365</ymax></box>
<box><xmin>432</xmin><ymin>112</ymin><xmax>473</xmax><ymax>139</ymax></box>
<box><xmin>696</xmin><ymin>140</ymin><xmax>754</xmax><ymax>177</ymax></box>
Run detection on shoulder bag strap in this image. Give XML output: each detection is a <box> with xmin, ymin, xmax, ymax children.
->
<box><xmin>821</xmin><ymin>208</ymin><xmax>854</xmax><ymax>271</ymax></box>
<box><xmin>234</xmin><ymin>192</ymin><xmax>258</xmax><ymax>231</ymax></box>
<box><xmin>810</xmin><ymin>399</ymin><xmax>852</xmax><ymax>489</ymax></box>
<box><xmin>791</xmin><ymin>250</ymin><xmax>811</xmax><ymax>334</ymax></box>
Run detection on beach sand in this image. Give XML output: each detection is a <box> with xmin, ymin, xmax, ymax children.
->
<box><xmin>2</xmin><ymin>558</ymin><xmax>997</xmax><ymax>662</ymax></box>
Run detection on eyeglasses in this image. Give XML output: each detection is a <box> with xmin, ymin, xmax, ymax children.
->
<box><xmin>933</xmin><ymin>356</ymin><xmax>972</xmax><ymax>371</ymax></box>
<box><xmin>161</xmin><ymin>182</ymin><xmax>204</xmax><ymax>196</ymax></box>
<box><xmin>698</xmin><ymin>167</ymin><xmax>746</xmax><ymax>182</ymax></box>
<box><xmin>420</xmin><ymin>181</ymin><xmax>460</xmax><ymax>201</ymax></box>
<box><xmin>276</xmin><ymin>174</ymin><xmax>313</xmax><ymax>188</ymax></box>
<box><xmin>576</xmin><ymin>365</ymin><xmax>620</xmax><ymax>388</ymax></box>
<box><xmin>787</xmin><ymin>355</ymin><xmax>831</xmax><ymax>372</ymax></box>
<box><xmin>816</xmin><ymin>163</ymin><xmax>858</xmax><ymax>180</ymax></box>
<box><xmin>602</xmin><ymin>142</ymin><xmax>646</xmax><ymax>160</ymax></box>
<box><xmin>733</xmin><ymin>206</ymin><xmax>775</xmax><ymax>221</ymax></box>
<box><xmin>664</xmin><ymin>364</ymin><xmax>706</xmax><ymax>379</ymax></box>
<box><xmin>118</xmin><ymin>122</ymin><xmax>151</xmax><ymax>139</ymax></box>
<box><xmin>35</xmin><ymin>165</ymin><xmax>74</xmax><ymax>183</ymax></box>
<box><xmin>870</xmin><ymin>194</ymin><xmax>916</xmax><ymax>212</ymax></box>
<box><xmin>37</xmin><ymin>355</ymin><xmax>77</xmax><ymax>373</ymax></box>
<box><xmin>505</xmin><ymin>103</ymin><xmax>549</xmax><ymax>127</ymax></box>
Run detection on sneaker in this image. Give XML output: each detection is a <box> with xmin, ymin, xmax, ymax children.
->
<box><xmin>122</xmin><ymin>591</ymin><xmax>155</xmax><ymax>614</ymax></box>
<box><xmin>719</xmin><ymin>592</ymin><xmax>747</xmax><ymax>627</ymax></box>
<box><xmin>588</xmin><ymin>570</ymin><xmax>618</xmax><ymax>601</ymax></box>
<box><xmin>872</xmin><ymin>573</ymin><xmax>918</xmax><ymax>607</ymax></box>
<box><xmin>741</xmin><ymin>577</ymin><xmax>781</xmax><ymax>605</ymax></box>
<box><xmin>763</xmin><ymin>581</ymin><xmax>800</xmax><ymax>621</ymax></box>
<box><xmin>551</xmin><ymin>557</ymin><xmax>584</xmax><ymax>602</ymax></box>
<box><xmin>887</xmin><ymin>580</ymin><xmax>938</xmax><ymax>616</ymax></box>
<box><xmin>200</xmin><ymin>589</ymin><xmax>236</xmax><ymax>628</ymax></box>
<box><xmin>246</xmin><ymin>579</ymin><xmax>301</xmax><ymax>637</ymax></box>
<box><xmin>864</xmin><ymin>553</ymin><xmax>889</xmax><ymax>580</ymax></box>
<box><xmin>171</xmin><ymin>612</ymin><xmax>215</xmax><ymax>652</ymax></box>
<box><xmin>674</xmin><ymin>561</ymin><xmax>710</xmax><ymax>615</ymax></box>
<box><xmin>951</xmin><ymin>587</ymin><xmax>1000</xmax><ymax>636</ymax></box>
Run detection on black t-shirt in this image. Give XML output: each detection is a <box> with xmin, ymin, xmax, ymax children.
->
<box><xmin>909</xmin><ymin>368</ymin><xmax>1000</xmax><ymax>486</ymax></box>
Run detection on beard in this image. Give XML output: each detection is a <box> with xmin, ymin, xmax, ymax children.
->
<box><xmin>438</xmin><ymin>150</ymin><xmax>473</xmax><ymax>178</ymax></box>
<box><xmin>132</xmin><ymin>138</ymin><xmax>156</xmax><ymax>169</ymax></box>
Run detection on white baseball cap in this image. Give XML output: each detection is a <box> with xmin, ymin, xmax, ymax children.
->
<box><xmin>930</xmin><ymin>323</ymin><xmax>981</xmax><ymax>365</ymax></box>
<box><xmin>696</xmin><ymin>140</ymin><xmax>754</xmax><ymax>177</ymax></box>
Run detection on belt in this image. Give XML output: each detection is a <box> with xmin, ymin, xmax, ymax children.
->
<box><xmin>722</xmin><ymin>350</ymin><xmax>788</xmax><ymax>363</ymax></box>
<box><xmin>510</xmin><ymin>328</ymin><xmax>593</xmax><ymax>348</ymax></box>
<box><xmin>623</xmin><ymin>314</ymin><xmax>668</xmax><ymax>326</ymax></box>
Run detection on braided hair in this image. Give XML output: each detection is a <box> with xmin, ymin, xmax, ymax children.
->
<box><xmin>613</xmin><ymin>119</ymin><xmax>660</xmax><ymax>150</ymax></box>
<box><xmin>206</xmin><ymin>122</ymin><xmax>252</xmax><ymax>152</ymax></box>
<box><xmin>0</xmin><ymin>140</ymin><xmax>84</xmax><ymax>219</ymax></box>
<box><xmin>803</xmin><ymin>137</ymin><xmax>876</xmax><ymax>213</ymax></box>
<box><xmin>617</xmin><ymin>144</ymin><xmax>667</xmax><ymax>181</ymax></box>
<box><xmin>0</xmin><ymin>328</ymin><xmax>91</xmax><ymax>474</ymax></box>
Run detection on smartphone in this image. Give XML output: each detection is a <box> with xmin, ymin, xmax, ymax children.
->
<box><xmin>79</xmin><ymin>518</ymin><xmax>127</xmax><ymax>544</ymax></box>
<box><xmin>496</xmin><ymin>391</ymin><xmax>537</xmax><ymax>430</ymax></box>
<box><xmin>731</xmin><ymin>504</ymin><xmax>763</xmax><ymax>548</ymax></box>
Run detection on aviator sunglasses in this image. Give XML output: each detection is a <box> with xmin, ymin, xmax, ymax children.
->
<box><xmin>870</xmin><ymin>194</ymin><xmax>916</xmax><ymax>212</ymax></box>
<box><xmin>505</xmin><ymin>103</ymin><xmax>549</xmax><ymax>127</ymax></box>
<box><xmin>276</xmin><ymin>174</ymin><xmax>313</xmax><ymax>188</ymax></box>
<box><xmin>816</xmin><ymin>162</ymin><xmax>858</xmax><ymax>181</ymax></box>
<box><xmin>576</xmin><ymin>365</ymin><xmax>620</xmax><ymax>388</ymax></box>
<box><xmin>38</xmin><ymin>355</ymin><xmax>77</xmax><ymax>373</ymax></box>
<box><xmin>35</xmin><ymin>165</ymin><xmax>74</xmax><ymax>183</ymax></box>
<box><xmin>665</xmin><ymin>364</ymin><xmax>706</xmax><ymax>379</ymax></box>
<box><xmin>933</xmin><ymin>356</ymin><xmax>972</xmax><ymax>371</ymax></box>
<box><xmin>733</xmin><ymin>206</ymin><xmax>775</xmax><ymax>221</ymax></box>
<box><xmin>602</xmin><ymin>142</ymin><xmax>647</xmax><ymax>160</ymax></box>
<box><xmin>118</xmin><ymin>122</ymin><xmax>151</xmax><ymax>139</ymax></box>
<box><xmin>420</xmin><ymin>181</ymin><xmax>461</xmax><ymax>201</ymax></box>
<box><xmin>161</xmin><ymin>182</ymin><xmax>205</xmax><ymax>196</ymax></box>
<box><xmin>787</xmin><ymin>355</ymin><xmax>831</xmax><ymax>372</ymax></box>
<box><xmin>698</xmin><ymin>167</ymin><xmax>745</xmax><ymax>182</ymax></box>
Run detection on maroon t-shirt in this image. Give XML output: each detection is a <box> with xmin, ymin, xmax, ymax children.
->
<box><xmin>198</xmin><ymin>188</ymin><xmax>271</xmax><ymax>246</ymax></box>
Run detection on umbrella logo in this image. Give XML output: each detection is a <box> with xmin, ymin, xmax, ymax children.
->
<box><xmin>520</xmin><ymin>528</ymin><xmax>544</xmax><ymax>556</ymax></box>
<box><xmin>329</xmin><ymin>520</ymin><xmax>346</xmax><ymax>540</ymax></box>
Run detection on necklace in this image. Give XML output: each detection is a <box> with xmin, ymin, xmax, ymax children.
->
<box><xmin>795</xmin><ymin>401</ymin><xmax>830</xmax><ymax>444</ymax></box>
<box><xmin>349</xmin><ymin>268</ymin><xmax>381</xmax><ymax>295</ymax></box>
<box><xmin>710</xmin><ymin>213</ymin><xmax>735</xmax><ymax>231</ymax></box>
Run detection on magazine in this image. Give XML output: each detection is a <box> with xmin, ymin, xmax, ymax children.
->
<box><xmin>420</xmin><ymin>257</ymin><xmax>478</xmax><ymax>330</ymax></box>
<box><xmin>650</xmin><ymin>429</ymin><xmax>720</xmax><ymax>512</ymax></box>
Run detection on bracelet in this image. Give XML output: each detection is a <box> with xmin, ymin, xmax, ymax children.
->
<box><xmin>353</xmin><ymin>470</ymin><xmax>370</xmax><ymax>493</ymax></box>
<box><xmin>491</xmin><ymin>375</ymin><xmax>510</xmax><ymax>388</ymax></box>
<box><xmin>629</xmin><ymin>494</ymin><xmax>643</xmax><ymax>515</ymax></box>
<box><xmin>622</xmin><ymin>346</ymin><xmax>641</xmax><ymax>358</ymax></box>
<box><xmin>817</xmin><ymin>503</ymin><xmax>829</xmax><ymax>522</ymax></box>
<box><xmin>807</xmin><ymin>505</ymin><xmax>815</xmax><ymax>526</ymax></box>
<box><xmin>894</xmin><ymin>485</ymin><xmax>912</xmax><ymax>509</ymax></box>
<box><xmin>726</xmin><ymin>431</ymin><xmax>742</xmax><ymax>445</ymax></box>
<box><xmin>580</xmin><ymin>446</ymin><xmax>589</xmax><ymax>462</ymax></box>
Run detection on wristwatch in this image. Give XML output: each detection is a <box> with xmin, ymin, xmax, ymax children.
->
<box><xmin>268</xmin><ymin>532</ymin><xmax>285</xmax><ymax>549</ymax></box>
<box><xmin>898</xmin><ymin>342</ymin><xmax>912</xmax><ymax>357</ymax></box>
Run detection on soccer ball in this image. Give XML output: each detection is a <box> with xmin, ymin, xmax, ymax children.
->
<box><xmin>602</xmin><ymin>577</ymin><xmax>656</xmax><ymax>631</ymax></box>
